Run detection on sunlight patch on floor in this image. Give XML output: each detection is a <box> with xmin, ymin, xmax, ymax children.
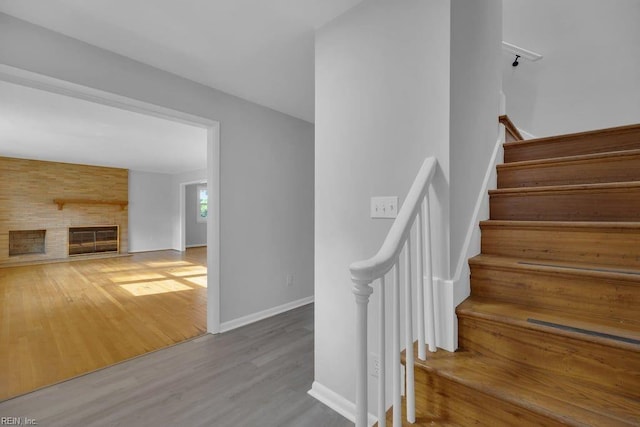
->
<box><xmin>99</xmin><ymin>265</ymin><xmax>144</xmax><ymax>273</ymax></box>
<box><xmin>119</xmin><ymin>280</ymin><xmax>193</xmax><ymax>296</ymax></box>
<box><xmin>145</xmin><ymin>261</ymin><xmax>193</xmax><ymax>268</ymax></box>
<box><xmin>109</xmin><ymin>272</ymin><xmax>167</xmax><ymax>283</ymax></box>
<box><xmin>182</xmin><ymin>275</ymin><xmax>207</xmax><ymax>287</ymax></box>
<box><xmin>167</xmin><ymin>266</ymin><xmax>207</xmax><ymax>277</ymax></box>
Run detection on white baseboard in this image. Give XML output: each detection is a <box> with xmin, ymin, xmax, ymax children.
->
<box><xmin>452</xmin><ymin>136</ymin><xmax>503</xmax><ymax>283</ymax></box>
<box><xmin>219</xmin><ymin>296</ymin><xmax>314</xmax><ymax>333</ymax></box>
<box><xmin>308</xmin><ymin>381</ymin><xmax>377</xmax><ymax>426</ymax></box>
<box><xmin>185</xmin><ymin>244</ymin><xmax>206</xmax><ymax>248</ymax></box>
<box><xmin>433</xmin><ymin>277</ymin><xmax>456</xmax><ymax>352</ymax></box>
<box><xmin>128</xmin><ymin>247</ymin><xmax>173</xmax><ymax>253</ymax></box>
<box><xmin>444</xmin><ymin>135</ymin><xmax>504</xmax><ymax>351</ymax></box>
<box><xmin>519</xmin><ymin>128</ymin><xmax>536</xmax><ymax>140</ymax></box>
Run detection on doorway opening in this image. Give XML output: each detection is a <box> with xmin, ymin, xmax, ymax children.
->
<box><xmin>179</xmin><ymin>180</ymin><xmax>208</xmax><ymax>251</ymax></box>
<box><xmin>0</xmin><ymin>64</ymin><xmax>220</xmax><ymax>400</ymax></box>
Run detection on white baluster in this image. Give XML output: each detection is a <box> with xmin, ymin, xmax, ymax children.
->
<box><xmin>349</xmin><ymin>158</ymin><xmax>437</xmax><ymax>425</ymax></box>
<box><xmin>404</xmin><ymin>239</ymin><xmax>415</xmax><ymax>423</ymax></box>
<box><xmin>424</xmin><ymin>194</ymin><xmax>437</xmax><ymax>353</ymax></box>
<box><xmin>416</xmin><ymin>204</ymin><xmax>426</xmax><ymax>361</ymax></box>
<box><xmin>353</xmin><ymin>282</ymin><xmax>373</xmax><ymax>427</ymax></box>
<box><xmin>392</xmin><ymin>263</ymin><xmax>401</xmax><ymax>427</ymax></box>
<box><xmin>378</xmin><ymin>276</ymin><xmax>386</xmax><ymax>427</ymax></box>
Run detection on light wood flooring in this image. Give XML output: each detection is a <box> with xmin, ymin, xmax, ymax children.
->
<box><xmin>0</xmin><ymin>248</ymin><xmax>208</xmax><ymax>400</ymax></box>
<box><xmin>0</xmin><ymin>304</ymin><xmax>352</xmax><ymax>427</ymax></box>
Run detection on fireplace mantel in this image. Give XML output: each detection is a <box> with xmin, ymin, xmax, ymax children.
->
<box><xmin>54</xmin><ymin>199</ymin><xmax>128</xmax><ymax>211</ymax></box>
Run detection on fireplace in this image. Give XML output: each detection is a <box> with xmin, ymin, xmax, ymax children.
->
<box><xmin>9</xmin><ymin>230</ymin><xmax>46</xmax><ymax>256</ymax></box>
<box><xmin>68</xmin><ymin>226</ymin><xmax>119</xmax><ymax>256</ymax></box>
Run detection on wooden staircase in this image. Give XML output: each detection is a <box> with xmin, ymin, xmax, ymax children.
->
<box><xmin>397</xmin><ymin>123</ymin><xmax>640</xmax><ymax>426</ymax></box>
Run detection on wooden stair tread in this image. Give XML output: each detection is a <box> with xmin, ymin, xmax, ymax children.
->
<box><xmin>503</xmin><ymin>123</ymin><xmax>640</xmax><ymax>150</ymax></box>
<box><xmin>498</xmin><ymin>148</ymin><xmax>640</xmax><ymax>169</ymax></box>
<box><xmin>469</xmin><ymin>254</ymin><xmax>640</xmax><ymax>325</ymax></box>
<box><xmin>410</xmin><ymin>346</ymin><xmax>640</xmax><ymax>426</ymax></box>
<box><xmin>470</xmin><ymin>253</ymin><xmax>640</xmax><ymax>282</ymax></box>
<box><xmin>489</xmin><ymin>180</ymin><xmax>640</xmax><ymax>196</ymax></box>
<box><xmin>476</xmin><ymin>222</ymin><xmax>640</xmax><ymax>272</ymax></box>
<box><xmin>503</xmin><ymin>123</ymin><xmax>640</xmax><ymax>163</ymax></box>
<box><xmin>488</xmin><ymin>181</ymin><xmax>640</xmax><ymax>221</ymax></box>
<box><xmin>457</xmin><ymin>296</ymin><xmax>640</xmax><ymax>350</ymax></box>
<box><xmin>480</xmin><ymin>219</ymin><xmax>640</xmax><ymax>230</ymax></box>
<box><xmin>496</xmin><ymin>149</ymin><xmax>640</xmax><ymax>171</ymax></box>
<box><xmin>497</xmin><ymin>149</ymin><xmax>640</xmax><ymax>188</ymax></box>
<box><xmin>381</xmin><ymin>396</ymin><xmax>463</xmax><ymax>426</ymax></box>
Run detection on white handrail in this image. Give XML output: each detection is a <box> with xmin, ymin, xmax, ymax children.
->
<box><xmin>349</xmin><ymin>157</ymin><xmax>438</xmax><ymax>427</ymax></box>
<box><xmin>350</xmin><ymin>157</ymin><xmax>436</xmax><ymax>283</ymax></box>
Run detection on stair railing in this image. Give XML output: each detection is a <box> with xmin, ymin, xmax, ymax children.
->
<box><xmin>350</xmin><ymin>157</ymin><xmax>438</xmax><ymax>427</ymax></box>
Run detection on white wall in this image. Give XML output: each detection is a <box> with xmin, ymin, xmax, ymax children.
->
<box><xmin>314</xmin><ymin>0</ymin><xmax>451</xmax><ymax>418</ymax></box>
<box><xmin>128</xmin><ymin>170</ymin><xmax>174</xmax><ymax>252</ymax></box>
<box><xmin>449</xmin><ymin>0</ymin><xmax>502</xmax><ymax>313</ymax></box>
<box><xmin>185</xmin><ymin>183</ymin><xmax>207</xmax><ymax>247</ymax></box>
<box><xmin>314</xmin><ymin>0</ymin><xmax>503</xmax><ymax>420</ymax></box>
<box><xmin>503</xmin><ymin>0</ymin><xmax>640</xmax><ymax>137</ymax></box>
<box><xmin>130</xmin><ymin>170</ymin><xmax>208</xmax><ymax>252</ymax></box>
<box><xmin>0</xmin><ymin>13</ymin><xmax>315</xmax><ymax>325</ymax></box>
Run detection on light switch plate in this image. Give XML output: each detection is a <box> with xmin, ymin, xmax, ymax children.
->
<box><xmin>371</xmin><ymin>196</ymin><xmax>398</xmax><ymax>219</ymax></box>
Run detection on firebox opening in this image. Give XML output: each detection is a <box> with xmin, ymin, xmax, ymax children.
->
<box><xmin>9</xmin><ymin>230</ymin><xmax>46</xmax><ymax>256</ymax></box>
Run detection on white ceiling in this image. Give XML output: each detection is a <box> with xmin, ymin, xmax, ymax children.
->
<box><xmin>0</xmin><ymin>0</ymin><xmax>365</xmax><ymax>123</ymax></box>
<box><xmin>0</xmin><ymin>80</ymin><xmax>208</xmax><ymax>174</ymax></box>
<box><xmin>0</xmin><ymin>0</ymin><xmax>365</xmax><ymax>174</ymax></box>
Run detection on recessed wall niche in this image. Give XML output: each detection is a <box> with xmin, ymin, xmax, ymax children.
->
<box><xmin>0</xmin><ymin>156</ymin><xmax>129</xmax><ymax>266</ymax></box>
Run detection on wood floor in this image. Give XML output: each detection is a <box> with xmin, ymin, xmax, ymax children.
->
<box><xmin>0</xmin><ymin>304</ymin><xmax>352</xmax><ymax>427</ymax></box>
<box><xmin>0</xmin><ymin>248</ymin><xmax>208</xmax><ymax>400</ymax></box>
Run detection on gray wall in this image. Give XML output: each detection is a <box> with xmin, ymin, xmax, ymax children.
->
<box><xmin>314</xmin><ymin>0</ymin><xmax>502</xmax><ymax>417</ymax></box>
<box><xmin>0</xmin><ymin>13</ymin><xmax>314</xmax><ymax>325</ymax></box>
<box><xmin>314</xmin><ymin>0</ymin><xmax>451</xmax><ymax>415</ymax></box>
<box><xmin>503</xmin><ymin>0</ymin><xmax>640</xmax><ymax>137</ymax></box>
<box><xmin>185</xmin><ymin>183</ymin><xmax>207</xmax><ymax>247</ymax></box>
<box><xmin>128</xmin><ymin>170</ymin><xmax>173</xmax><ymax>252</ymax></box>
<box><xmin>449</xmin><ymin>0</ymin><xmax>502</xmax><ymax>290</ymax></box>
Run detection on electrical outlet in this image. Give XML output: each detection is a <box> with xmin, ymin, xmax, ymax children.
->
<box><xmin>370</xmin><ymin>352</ymin><xmax>380</xmax><ymax>378</ymax></box>
<box><xmin>371</xmin><ymin>196</ymin><xmax>398</xmax><ymax>219</ymax></box>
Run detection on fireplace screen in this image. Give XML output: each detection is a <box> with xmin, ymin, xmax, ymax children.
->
<box><xmin>69</xmin><ymin>226</ymin><xmax>119</xmax><ymax>255</ymax></box>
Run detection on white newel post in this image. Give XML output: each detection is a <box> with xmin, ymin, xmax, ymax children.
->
<box><xmin>353</xmin><ymin>282</ymin><xmax>373</xmax><ymax>427</ymax></box>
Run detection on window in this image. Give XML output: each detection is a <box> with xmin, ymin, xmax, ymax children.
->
<box><xmin>197</xmin><ymin>184</ymin><xmax>208</xmax><ymax>223</ymax></box>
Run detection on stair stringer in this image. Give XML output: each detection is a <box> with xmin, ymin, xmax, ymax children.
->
<box><xmin>446</xmin><ymin>134</ymin><xmax>504</xmax><ymax>351</ymax></box>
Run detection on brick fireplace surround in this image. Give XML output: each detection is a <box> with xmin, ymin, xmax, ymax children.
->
<box><xmin>0</xmin><ymin>156</ymin><xmax>128</xmax><ymax>266</ymax></box>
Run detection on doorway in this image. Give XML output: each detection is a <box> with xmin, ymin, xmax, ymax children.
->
<box><xmin>0</xmin><ymin>63</ymin><xmax>220</xmax><ymax>333</ymax></box>
<box><xmin>0</xmin><ymin>64</ymin><xmax>221</xmax><ymax>399</ymax></box>
<box><xmin>179</xmin><ymin>180</ymin><xmax>208</xmax><ymax>252</ymax></box>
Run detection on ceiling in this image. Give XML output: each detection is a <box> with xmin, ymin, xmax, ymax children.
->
<box><xmin>0</xmin><ymin>0</ymin><xmax>365</xmax><ymax>123</ymax></box>
<box><xmin>0</xmin><ymin>80</ymin><xmax>208</xmax><ymax>174</ymax></box>
<box><xmin>0</xmin><ymin>1</ymin><xmax>367</xmax><ymax>173</ymax></box>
